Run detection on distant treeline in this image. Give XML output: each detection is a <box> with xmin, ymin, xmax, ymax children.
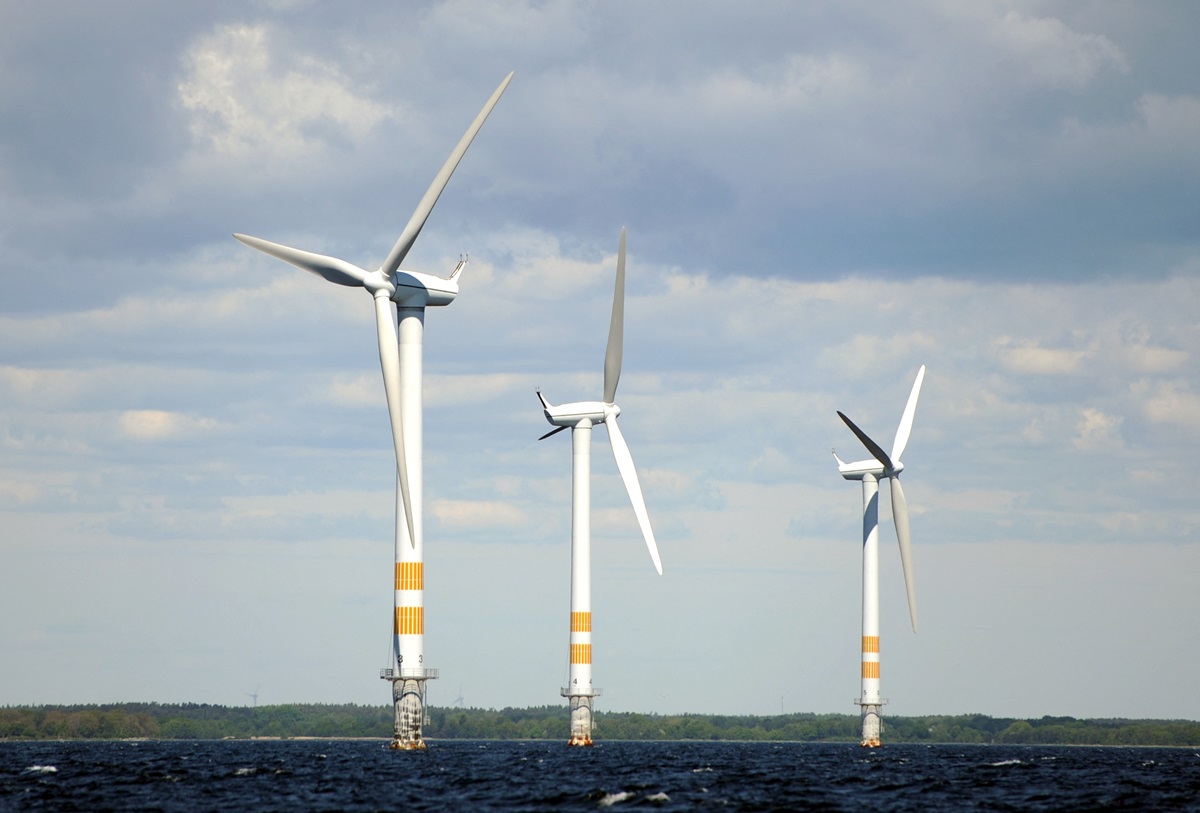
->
<box><xmin>2</xmin><ymin>704</ymin><xmax>1199</xmax><ymax>746</ymax></box>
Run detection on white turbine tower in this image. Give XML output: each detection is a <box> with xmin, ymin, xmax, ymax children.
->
<box><xmin>233</xmin><ymin>73</ymin><xmax>512</xmax><ymax>751</ymax></box>
<box><xmin>832</xmin><ymin>364</ymin><xmax>925</xmax><ymax>747</ymax></box>
<box><xmin>537</xmin><ymin>228</ymin><xmax>663</xmax><ymax>746</ymax></box>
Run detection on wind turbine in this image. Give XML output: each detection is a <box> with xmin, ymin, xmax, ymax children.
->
<box><xmin>536</xmin><ymin>228</ymin><xmax>662</xmax><ymax>746</ymax></box>
<box><xmin>832</xmin><ymin>364</ymin><xmax>925</xmax><ymax>747</ymax></box>
<box><xmin>233</xmin><ymin>72</ymin><xmax>512</xmax><ymax>751</ymax></box>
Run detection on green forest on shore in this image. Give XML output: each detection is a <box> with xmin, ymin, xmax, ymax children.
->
<box><xmin>2</xmin><ymin>704</ymin><xmax>1199</xmax><ymax>745</ymax></box>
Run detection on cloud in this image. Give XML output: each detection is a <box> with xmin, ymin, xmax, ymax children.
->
<box><xmin>430</xmin><ymin>498</ymin><xmax>527</xmax><ymax>529</ymax></box>
<box><xmin>1142</xmin><ymin>382</ymin><xmax>1200</xmax><ymax>433</ymax></box>
<box><xmin>178</xmin><ymin>23</ymin><xmax>397</xmax><ymax>163</ymax></box>
<box><xmin>327</xmin><ymin>374</ymin><xmax>379</xmax><ymax>408</ymax></box>
<box><xmin>993</xmin><ymin>337</ymin><xmax>1090</xmax><ymax>376</ymax></box>
<box><xmin>1122</xmin><ymin>344</ymin><xmax>1188</xmax><ymax>375</ymax></box>
<box><xmin>0</xmin><ymin>476</ymin><xmax>40</xmax><ymax>507</ymax></box>
<box><xmin>991</xmin><ymin>9</ymin><xmax>1127</xmax><ymax>90</ymax></box>
<box><xmin>118</xmin><ymin>410</ymin><xmax>220</xmax><ymax>442</ymax></box>
<box><xmin>1072</xmin><ymin>407</ymin><xmax>1123</xmax><ymax>451</ymax></box>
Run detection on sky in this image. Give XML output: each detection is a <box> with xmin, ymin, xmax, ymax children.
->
<box><xmin>2</xmin><ymin>0</ymin><xmax>1199</xmax><ymax>722</ymax></box>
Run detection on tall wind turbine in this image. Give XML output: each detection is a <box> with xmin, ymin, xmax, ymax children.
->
<box><xmin>832</xmin><ymin>364</ymin><xmax>925</xmax><ymax>747</ymax></box>
<box><xmin>537</xmin><ymin>228</ymin><xmax>663</xmax><ymax>746</ymax></box>
<box><xmin>233</xmin><ymin>73</ymin><xmax>513</xmax><ymax>750</ymax></box>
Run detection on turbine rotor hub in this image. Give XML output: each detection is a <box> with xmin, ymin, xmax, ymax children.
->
<box><xmin>363</xmin><ymin>268</ymin><xmax>396</xmax><ymax>298</ymax></box>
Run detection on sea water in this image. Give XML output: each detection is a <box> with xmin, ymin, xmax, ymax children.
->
<box><xmin>3</xmin><ymin>739</ymin><xmax>1199</xmax><ymax>811</ymax></box>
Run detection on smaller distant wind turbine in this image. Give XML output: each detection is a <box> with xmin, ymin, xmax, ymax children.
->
<box><xmin>536</xmin><ymin>228</ymin><xmax>662</xmax><ymax>746</ymax></box>
<box><xmin>833</xmin><ymin>364</ymin><xmax>925</xmax><ymax>747</ymax></box>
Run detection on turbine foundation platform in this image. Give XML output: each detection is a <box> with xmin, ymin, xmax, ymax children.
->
<box><xmin>855</xmin><ymin>698</ymin><xmax>885</xmax><ymax>747</ymax></box>
<box><xmin>382</xmin><ymin>668</ymin><xmax>438</xmax><ymax>750</ymax></box>
<box><xmin>561</xmin><ymin>687</ymin><xmax>601</xmax><ymax>746</ymax></box>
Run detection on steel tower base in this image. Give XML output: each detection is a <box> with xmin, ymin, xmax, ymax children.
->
<box><xmin>383</xmin><ymin>668</ymin><xmax>438</xmax><ymax>750</ymax></box>
<box><xmin>855</xmin><ymin>699</ymin><xmax>884</xmax><ymax>747</ymax></box>
<box><xmin>561</xmin><ymin>687</ymin><xmax>600</xmax><ymax>746</ymax></box>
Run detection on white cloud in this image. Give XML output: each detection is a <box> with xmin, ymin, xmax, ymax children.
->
<box><xmin>993</xmin><ymin>337</ymin><xmax>1090</xmax><ymax>375</ymax></box>
<box><xmin>118</xmin><ymin>410</ymin><xmax>218</xmax><ymax>441</ymax></box>
<box><xmin>1136</xmin><ymin>92</ymin><xmax>1200</xmax><ymax>154</ymax></box>
<box><xmin>430</xmin><ymin>498</ymin><xmax>527</xmax><ymax>529</ymax></box>
<box><xmin>1072</xmin><ymin>407</ymin><xmax>1123</xmax><ymax>451</ymax></box>
<box><xmin>0</xmin><ymin>365</ymin><xmax>88</xmax><ymax>408</ymax></box>
<box><xmin>427</xmin><ymin>373</ymin><xmax>531</xmax><ymax>407</ymax></box>
<box><xmin>1118</xmin><ymin>342</ymin><xmax>1188</xmax><ymax>375</ymax></box>
<box><xmin>178</xmin><ymin>23</ymin><xmax>396</xmax><ymax>162</ymax></box>
<box><xmin>1142</xmin><ymin>382</ymin><xmax>1200</xmax><ymax>432</ymax></box>
<box><xmin>327</xmin><ymin>373</ymin><xmax>379</xmax><ymax>408</ymax></box>
<box><xmin>992</xmin><ymin>10</ymin><xmax>1127</xmax><ymax>90</ymax></box>
<box><xmin>0</xmin><ymin>476</ymin><xmax>40</xmax><ymax>506</ymax></box>
<box><xmin>699</xmin><ymin>53</ymin><xmax>871</xmax><ymax>117</ymax></box>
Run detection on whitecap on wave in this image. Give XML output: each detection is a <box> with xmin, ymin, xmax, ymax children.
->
<box><xmin>989</xmin><ymin>759</ymin><xmax>1023</xmax><ymax>767</ymax></box>
<box><xmin>598</xmin><ymin>790</ymin><xmax>632</xmax><ymax>806</ymax></box>
<box><xmin>24</xmin><ymin>766</ymin><xmax>57</xmax><ymax>775</ymax></box>
<box><xmin>597</xmin><ymin>790</ymin><xmax>670</xmax><ymax>807</ymax></box>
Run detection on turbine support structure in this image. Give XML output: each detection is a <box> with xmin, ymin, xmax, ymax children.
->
<box><xmin>562</xmin><ymin>421</ymin><xmax>599</xmax><ymax>746</ymax></box>
<box><xmin>856</xmin><ymin>473</ymin><xmax>885</xmax><ymax>747</ymax></box>
<box><xmin>379</xmin><ymin>306</ymin><xmax>436</xmax><ymax>751</ymax></box>
<box><xmin>561</xmin><ymin>686</ymin><xmax>601</xmax><ymax>746</ymax></box>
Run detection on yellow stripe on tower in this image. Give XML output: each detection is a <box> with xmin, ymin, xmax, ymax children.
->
<box><xmin>862</xmin><ymin>635</ymin><xmax>879</xmax><ymax>653</ymax></box>
<box><xmin>394</xmin><ymin>606</ymin><xmax>425</xmax><ymax>635</ymax></box>
<box><xmin>571</xmin><ymin>612</ymin><xmax>592</xmax><ymax>632</ymax></box>
<box><xmin>395</xmin><ymin>562</ymin><xmax>424</xmax><ymax>591</ymax></box>
<box><xmin>862</xmin><ymin>661</ymin><xmax>880</xmax><ymax>679</ymax></box>
<box><xmin>570</xmin><ymin>643</ymin><xmax>592</xmax><ymax>664</ymax></box>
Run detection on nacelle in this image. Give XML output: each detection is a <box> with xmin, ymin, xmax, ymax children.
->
<box><xmin>836</xmin><ymin>457</ymin><xmax>902</xmax><ymax>480</ymax></box>
<box><xmin>391</xmin><ymin>271</ymin><xmax>458</xmax><ymax>307</ymax></box>
<box><xmin>542</xmin><ymin>399</ymin><xmax>619</xmax><ymax>428</ymax></box>
<box><xmin>392</xmin><ymin>259</ymin><xmax>466</xmax><ymax>307</ymax></box>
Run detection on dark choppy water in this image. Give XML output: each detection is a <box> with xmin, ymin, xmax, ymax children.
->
<box><xmin>3</xmin><ymin>740</ymin><xmax>1199</xmax><ymax>812</ymax></box>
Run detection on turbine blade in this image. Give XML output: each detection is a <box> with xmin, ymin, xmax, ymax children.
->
<box><xmin>373</xmin><ymin>295</ymin><xmax>417</xmax><ymax>548</ymax></box>
<box><xmin>837</xmin><ymin>411</ymin><xmax>894</xmax><ymax>471</ymax></box>
<box><xmin>380</xmin><ymin>72</ymin><xmax>514</xmax><ymax>276</ymax></box>
<box><xmin>602</xmin><ymin>228</ymin><xmax>625</xmax><ymax>404</ymax></box>
<box><xmin>891</xmin><ymin>365</ymin><xmax>926</xmax><ymax>463</ymax></box>
<box><xmin>234</xmin><ymin>233</ymin><xmax>368</xmax><ymax>287</ymax></box>
<box><xmin>539</xmin><ymin>425</ymin><xmax>568</xmax><ymax>441</ymax></box>
<box><xmin>890</xmin><ymin>477</ymin><xmax>918</xmax><ymax>633</ymax></box>
<box><xmin>605</xmin><ymin>416</ymin><xmax>663</xmax><ymax>575</ymax></box>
